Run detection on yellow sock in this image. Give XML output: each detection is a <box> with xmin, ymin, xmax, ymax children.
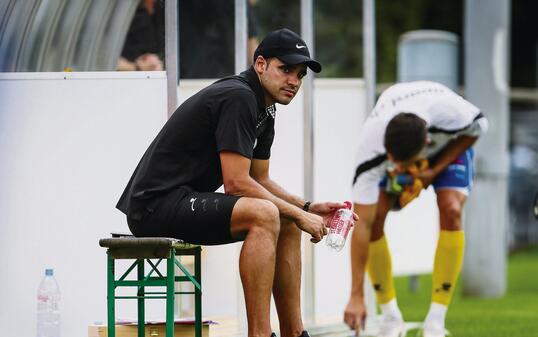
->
<box><xmin>432</xmin><ymin>230</ymin><xmax>465</xmax><ymax>305</ymax></box>
<box><xmin>367</xmin><ymin>235</ymin><xmax>396</xmax><ymax>304</ymax></box>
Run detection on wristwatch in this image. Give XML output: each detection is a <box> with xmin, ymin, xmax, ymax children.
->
<box><xmin>302</xmin><ymin>201</ymin><xmax>311</xmax><ymax>212</ymax></box>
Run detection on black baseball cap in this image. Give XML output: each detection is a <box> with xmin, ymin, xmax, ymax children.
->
<box><xmin>254</xmin><ymin>28</ymin><xmax>322</xmax><ymax>73</ymax></box>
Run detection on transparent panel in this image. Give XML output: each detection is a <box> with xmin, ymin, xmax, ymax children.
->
<box><xmin>16</xmin><ymin>0</ymin><xmax>67</xmax><ymax>72</ymax></box>
<box><xmin>118</xmin><ymin>0</ymin><xmax>166</xmax><ymax>72</ymax></box>
<box><xmin>178</xmin><ymin>0</ymin><xmax>235</xmax><ymax>78</ymax></box>
<box><xmin>41</xmin><ymin>0</ymin><xmax>90</xmax><ymax>71</ymax></box>
<box><xmin>71</xmin><ymin>1</ymin><xmax>116</xmax><ymax>71</ymax></box>
<box><xmin>509</xmin><ymin>103</ymin><xmax>538</xmax><ymax>249</ymax></box>
<box><xmin>176</xmin><ymin>0</ymin><xmax>260</xmax><ymax>78</ymax></box>
<box><xmin>95</xmin><ymin>0</ymin><xmax>139</xmax><ymax>71</ymax></box>
<box><xmin>0</xmin><ymin>1</ymin><xmax>38</xmax><ymax>72</ymax></box>
<box><xmin>0</xmin><ymin>0</ymin><xmax>16</xmax><ymax>38</ymax></box>
<box><xmin>117</xmin><ymin>0</ymin><xmax>165</xmax><ymax>71</ymax></box>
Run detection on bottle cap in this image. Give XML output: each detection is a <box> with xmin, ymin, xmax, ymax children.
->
<box><xmin>344</xmin><ymin>201</ymin><xmax>352</xmax><ymax>209</ymax></box>
<box><xmin>45</xmin><ymin>269</ymin><xmax>53</xmax><ymax>276</ymax></box>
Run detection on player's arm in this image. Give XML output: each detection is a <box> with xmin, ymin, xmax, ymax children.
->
<box><xmin>417</xmin><ymin>135</ymin><xmax>477</xmax><ymax>187</ymax></box>
<box><xmin>429</xmin><ymin>135</ymin><xmax>477</xmax><ymax>176</ymax></box>
<box><xmin>349</xmin><ymin>203</ymin><xmax>376</xmax><ymax>298</ymax></box>
<box><xmin>220</xmin><ymin>151</ymin><xmax>326</xmax><ymax>242</ymax></box>
<box><xmin>344</xmin><ymin>202</ymin><xmax>376</xmax><ymax>333</ymax></box>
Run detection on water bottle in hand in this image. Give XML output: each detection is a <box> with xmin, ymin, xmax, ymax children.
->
<box><xmin>37</xmin><ymin>268</ymin><xmax>61</xmax><ymax>337</ymax></box>
<box><xmin>326</xmin><ymin>201</ymin><xmax>354</xmax><ymax>252</ymax></box>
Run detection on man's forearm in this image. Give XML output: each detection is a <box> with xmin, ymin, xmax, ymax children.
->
<box><xmin>225</xmin><ymin>176</ymin><xmax>304</xmax><ymax>221</ymax></box>
<box><xmin>431</xmin><ymin>136</ymin><xmax>477</xmax><ymax>175</ymax></box>
<box><xmin>349</xmin><ymin>216</ymin><xmax>371</xmax><ymax>299</ymax></box>
<box><xmin>349</xmin><ymin>203</ymin><xmax>376</xmax><ymax>299</ymax></box>
<box><xmin>256</xmin><ymin>177</ymin><xmax>306</xmax><ymax>209</ymax></box>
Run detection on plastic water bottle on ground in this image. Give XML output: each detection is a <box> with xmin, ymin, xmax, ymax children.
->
<box><xmin>326</xmin><ymin>201</ymin><xmax>354</xmax><ymax>251</ymax></box>
<box><xmin>37</xmin><ymin>268</ymin><xmax>61</xmax><ymax>337</ymax></box>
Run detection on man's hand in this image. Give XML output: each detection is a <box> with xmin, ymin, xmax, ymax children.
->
<box><xmin>295</xmin><ymin>211</ymin><xmax>327</xmax><ymax>243</ymax></box>
<box><xmin>414</xmin><ymin>167</ymin><xmax>436</xmax><ymax>188</ymax></box>
<box><xmin>344</xmin><ymin>296</ymin><xmax>367</xmax><ymax>335</ymax></box>
<box><xmin>296</xmin><ymin>202</ymin><xmax>359</xmax><ymax>243</ymax></box>
<box><xmin>135</xmin><ymin>53</ymin><xmax>164</xmax><ymax>71</ymax></box>
<box><xmin>309</xmin><ymin>201</ymin><xmax>360</xmax><ymax>224</ymax></box>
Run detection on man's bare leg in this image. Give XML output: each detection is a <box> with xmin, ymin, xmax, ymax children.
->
<box><xmin>436</xmin><ymin>189</ymin><xmax>466</xmax><ymax>231</ymax></box>
<box><xmin>272</xmin><ymin>218</ymin><xmax>304</xmax><ymax>337</ymax></box>
<box><xmin>231</xmin><ymin>198</ymin><xmax>281</xmax><ymax>337</ymax></box>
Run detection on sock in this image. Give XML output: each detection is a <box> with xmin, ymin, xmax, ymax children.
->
<box><xmin>367</xmin><ymin>235</ymin><xmax>396</xmax><ymax>305</ymax></box>
<box><xmin>380</xmin><ymin>298</ymin><xmax>402</xmax><ymax>320</ymax></box>
<box><xmin>424</xmin><ymin>302</ymin><xmax>448</xmax><ymax>327</ymax></box>
<box><xmin>431</xmin><ymin>230</ymin><xmax>465</xmax><ymax>306</ymax></box>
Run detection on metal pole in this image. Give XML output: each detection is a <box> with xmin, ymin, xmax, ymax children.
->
<box><xmin>235</xmin><ymin>0</ymin><xmax>248</xmax><ymax>73</ymax></box>
<box><xmin>166</xmin><ymin>1</ymin><xmax>180</xmax><ymax>316</ymax></box>
<box><xmin>301</xmin><ymin>0</ymin><xmax>316</xmax><ymax>326</ymax></box>
<box><xmin>235</xmin><ymin>3</ymin><xmax>249</xmax><ymax>335</ymax></box>
<box><xmin>362</xmin><ymin>0</ymin><xmax>378</xmax><ymax>318</ymax></box>
<box><xmin>363</xmin><ymin>0</ymin><xmax>376</xmax><ymax>112</ymax></box>
<box><xmin>165</xmin><ymin>0</ymin><xmax>179</xmax><ymax>117</ymax></box>
<box><xmin>463</xmin><ymin>0</ymin><xmax>509</xmax><ymax>298</ymax></box>
<box><xmin>234</xmin><ymin>0</ymin><xmax>248</xmax><ymax>336</ymax></box>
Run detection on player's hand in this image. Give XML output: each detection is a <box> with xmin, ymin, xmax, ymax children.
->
<box><xmin>414</xmin><ymin>167</ymin><xmax>436</xmax><ymax>188</ymax></box>
<box><xmin>344</xmin><ymin>296</ymin><xmax>367</xmax><ymax>335</ymax></box>
<box><xmin>295</xmin><ymin>211</ymin><xmax>327</xmax><ymax>243</ymax></box>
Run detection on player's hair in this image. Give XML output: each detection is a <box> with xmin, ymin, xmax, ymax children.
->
<box><xmin>384</xmin><ymin>112</ymin><xmax>427</xmax><ymax>161</ymax></box>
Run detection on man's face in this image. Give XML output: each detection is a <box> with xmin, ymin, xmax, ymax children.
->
<box><xmin>255</xmin><ymin>56</ymin><xmax>307</xmax><ymax>106</ymax></box>
<box><xmin>387</xmin><ymin>152</ymin><xmax>425</xmax><ymax>173</ymax></box>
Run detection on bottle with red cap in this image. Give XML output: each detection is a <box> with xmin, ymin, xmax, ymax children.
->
<box><xmin>326</xmin><ymin>201</ymin><xmax>354</xmax><ymax>251</ymax></box>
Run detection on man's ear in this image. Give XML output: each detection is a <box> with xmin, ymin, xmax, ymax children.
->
<box><xmin>254</xmin><ymin>56</ymin><xmax>266</xmax><ymax>74</ymax></box>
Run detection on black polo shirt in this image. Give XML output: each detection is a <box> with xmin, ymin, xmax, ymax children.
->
<box><xmin>116</xmin><ymin>67</ymin><xmax>275</xmax><ymax>216</ymax></box>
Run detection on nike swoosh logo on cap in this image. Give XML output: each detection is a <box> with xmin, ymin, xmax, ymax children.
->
<box><xmin>296</xmin><ymin>44</ymin><xmax>306</xmax><ymax>49</ymax></box>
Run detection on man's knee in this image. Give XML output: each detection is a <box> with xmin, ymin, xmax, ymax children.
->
<box><xmin>253</xmin><ymin>200</ymin><xmax>280</xmax><ymax>232</ymax></box>
<box><xmin>439</xmin><ymin>200</ymin><xmax>463</xmax><ymax>226</ymax></box>
<box><xmin>369</xmin><ymin>211</ymin><xmax>387</xmax><ymax>241</ymax></box>
<box><xmin>232</xmin><ymin>198</ymin><xmax>280</xmax><ymax>237</ymax></box>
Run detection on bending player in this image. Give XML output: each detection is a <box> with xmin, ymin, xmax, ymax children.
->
<box><xmin>343</xmin><ymin>81</ymin><xmax>488</xmax><ymax>337</ymax></box>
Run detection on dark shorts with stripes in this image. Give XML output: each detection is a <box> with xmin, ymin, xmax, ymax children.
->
<box><xmin>127</xmin><ymin>187</ymin><xmax>241</xmax><ymax>245</ymax></box>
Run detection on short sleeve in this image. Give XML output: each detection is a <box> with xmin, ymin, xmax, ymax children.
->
<box><xmin>215</xmin><ymin>90</ymin><xmax>258</xmax><ymax>159</ymax></box>
<box><xmin>458</xmin><ymin>115</ymin><xmax>489</xmax><ymax>137</ymax></box>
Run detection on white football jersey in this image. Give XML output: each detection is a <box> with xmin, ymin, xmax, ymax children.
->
<box><xmin>352</xmin><ymin>81</ymin><xmax>488</xmax><ymax>204</ymax></box>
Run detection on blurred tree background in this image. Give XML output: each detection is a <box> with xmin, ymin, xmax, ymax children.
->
<box><xmin>254</xmin><ymin>0</ymin><xmax>537</xmax><ymax>87</ymax></box>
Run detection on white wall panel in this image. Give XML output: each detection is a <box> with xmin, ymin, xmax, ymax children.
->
<box><xmin>0</xmin><ymin>73</ymin><xmax>438</xmax><ymax>337</ymax></box>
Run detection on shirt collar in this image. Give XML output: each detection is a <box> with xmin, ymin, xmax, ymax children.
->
<box><xmin>238</xmin><ymin>67</ymin><xmax>277</xmax><ymax>118</ymax></box>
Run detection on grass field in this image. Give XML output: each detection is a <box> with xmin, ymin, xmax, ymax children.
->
<box><xmin>394</xmin><ymin>245</ymin><xmax>538</xmax><ymax>337</ymax></box>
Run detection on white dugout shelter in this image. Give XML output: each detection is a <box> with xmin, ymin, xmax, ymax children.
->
<box><xmin>0</xmin><ymin>0</ymin><xmax>509</xmax><ymax>336</ymax></box>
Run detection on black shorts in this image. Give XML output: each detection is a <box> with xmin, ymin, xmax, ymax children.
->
<box><xmin>127</xmin><ymin>187</ymin><xmax>241</xmax><ymax>245</ymax></box>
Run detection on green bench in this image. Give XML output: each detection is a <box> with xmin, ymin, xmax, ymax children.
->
<box><xmin>99</xmin><ymin>234</ymin><xmax>202</xmax><ymax>337</ymax></box>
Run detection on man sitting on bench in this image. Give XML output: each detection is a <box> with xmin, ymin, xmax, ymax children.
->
<box><xmin>116</xmin><ymin>28</ymin><xmax>357</xmax><ymax>337</ymax></box>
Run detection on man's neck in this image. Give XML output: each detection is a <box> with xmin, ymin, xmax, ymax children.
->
<box><xmin>264</xmin><ymin>93</ymin><xmax>275</xmax><ymax>107</ymax></box>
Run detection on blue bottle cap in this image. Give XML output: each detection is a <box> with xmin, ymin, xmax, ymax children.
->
<box><xmin>45</xmin><ymin>269</ymin><xmax>53</xmax><ymax>276</ymax></box>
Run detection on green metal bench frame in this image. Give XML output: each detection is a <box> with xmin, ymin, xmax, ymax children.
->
<box><xmin>99</xmin><ymin>236</ymin><xmax>202</xmax><ymax>337</ymax></box>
